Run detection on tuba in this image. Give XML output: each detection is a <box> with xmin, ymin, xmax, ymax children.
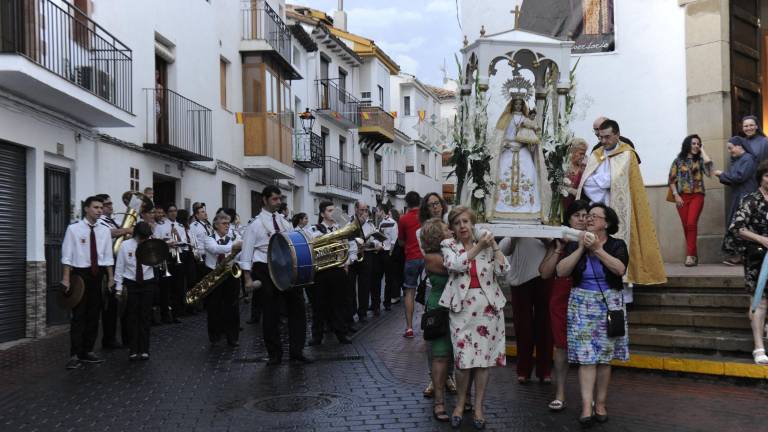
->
<box><xmin>185</xmin><ymin>244</ymin><xmax>242</xmax><ymax>304</ymax></box>
<box><xmin>113</xmin><ymin>191</ymin><xmax>153</xmax><ymax>255</ymax></box>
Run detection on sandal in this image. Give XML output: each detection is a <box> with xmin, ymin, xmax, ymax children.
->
<box><xmin>753</xmin><ymin>348</ymin><xmax>768</xmax><ymax>365</ymax></box>
<box><xmin>432</xmin><ymin>402</ymin><xmax>450</xmax><ymax>422</ymax></box>
<box><xmin>548</xmin><ymin>399</ymin><xmax>567</xmax><ymax>412</ymax></box>
<box><xmin>472</xmin><ymin>416</ymin><xmax>486</xmax><ymax>430</ymax></box>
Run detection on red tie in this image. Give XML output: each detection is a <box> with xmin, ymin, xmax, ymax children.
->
<box><xmin>89</xmin><ymin>225</ymin><xmax>98</xmax><ymax>276</ymax></box>
<box><xmin>273</xmin><ymin>213</ymin><xmax>281</xmax><ymax>233</ymax></box>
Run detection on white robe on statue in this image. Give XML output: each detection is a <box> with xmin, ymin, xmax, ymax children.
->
<box><xmin>495</xmin><ymin>114</ymin><xmax>541</xmax><ymax>214</ymax></box>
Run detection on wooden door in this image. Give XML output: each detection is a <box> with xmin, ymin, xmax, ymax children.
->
<box><xmin>731</xmin><ymin>0</ymin><xmax>762</xmax><ymax>133</ymax></box>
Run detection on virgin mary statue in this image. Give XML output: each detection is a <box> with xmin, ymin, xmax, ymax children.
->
<box><xmin>488</xmin><ymin>92</ymin><xmax>550</xmax><ymax>222</ymax></box>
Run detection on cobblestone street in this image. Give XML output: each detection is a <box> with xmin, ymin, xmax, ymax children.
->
<box><xmin>1</xmin><ymin>303</ymin><xmax>767</xmax><ymax>432</ymax></box>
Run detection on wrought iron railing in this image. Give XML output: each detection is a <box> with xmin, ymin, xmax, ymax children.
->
<box><xmin>144</xmin><ymin>88</ymin><xmax>212</xmax><ymax>161</ymax></box>
<box><xmin>386</xmin><ymin>170</ymin><xmax>405</xmax><ymax>195</ymax></box>
<box><xmin>241</xmin><ymin>0</ymin><xmax>291</xmax><ymax>64</ymax></box>
<box><xmin>319</xmin><ymin>156</ymin><xmax>362</xmax><ymax>193</ymax></box>
<box><xmin>316</xmin><ymin>79</ymin><xmax>360</xmax><ymax>126</ymax></box>
<box><xmin>294</xmin><ymin>131</ymin><xmax>324</xmax><ymax>168</ymax></box>
<box><xmin>0</xmin><ymin>0</ymin><xmax>133</xmax><ymax>112</ymax></box>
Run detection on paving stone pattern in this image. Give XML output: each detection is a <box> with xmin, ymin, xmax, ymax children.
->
<box><xmin>1</xmin><ymin>302</ymin><xmax>767</xmax><ymax>431</ymax></box>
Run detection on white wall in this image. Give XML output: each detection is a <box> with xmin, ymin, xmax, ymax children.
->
<box><xmin>461</xmin><ymin>0</ymin><xmax>687</xmax><ymax>184</ymax></box>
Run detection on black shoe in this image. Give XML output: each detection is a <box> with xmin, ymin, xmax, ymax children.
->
<box><xmin>384</xmin><ymin>305</ymin><xmax>391</xmax><ymax>311</ymax></box>
<box><xmin>337</xmin><ymin>334</ymin><xmax>352</xmax><ymax>344</ymax></box>
<box><xmin>65</xmin><ymin>357</ymin><xmax>82</xmax><ymax>370</ymax></box>
<box><xmin>78</xmin><ymin>352</ymin><xmax>104</xmax><ymax>363</ymax></box>
<box><xmin>227</xmin><ymin>339</ymin><xmax>240</xmax><ymax>347</ymax></box>
<box><xmin>451</xmin><ymin>415</ymin><xmax>463</xmax><ymax>429</ymax></box>
<box><xmin>172</xmin><ymin>318</ymin><xmax>182</xmax><ymax>324</ymax></box>
<box><xmin>266</xmin><ymin>357</ymin><xmax>282</xmax><ymax>366</ymax></box>
<box><xmin>308</xmin><ymin>338</ymin><xmax>323</xmax><ymax>346</ymax></box>
<box><xmin>594</xmin><ymin>413</ymin><xmax>608</xmax><ymax>423</ymax></box>
<box><xmin>246</xmin><ymin>318</ymin><xmax>260</xmax><ymax>324</ymax></box>
<box><xmin>373</xmin><ymin>309</ymin><xmax>381</xmax><ymax>316</ymax></box>
<box><xmin>578</xmin><ymin>415</ymin><xmax>594</xmax><ymax>427</ymax></box>
<box><xmin>289</xmin><ymin>354</ymin><xmax>315</xmax><ymax>364</ymax></box>
<box><xmin>102</xmin><ymin>342</ymin><xmax>122</xmax><ymax>350</ymax></box>
<box><xmin>358</xmin><ymin>317</ymin><xmax>368</xmax><ymax>324</ymax></box>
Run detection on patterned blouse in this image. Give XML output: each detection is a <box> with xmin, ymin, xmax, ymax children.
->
<box><xmin>729</xmin><ymin>191</ymin><xmax>768</xmax><ymax>292</ymax></box>
<box><xmin>668</xmin><ymin>157</ymin><xmax>712</xmax><ymax>194</ymax></box>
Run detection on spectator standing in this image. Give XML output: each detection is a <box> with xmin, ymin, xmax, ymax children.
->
<box><xmin>741</xmin><ymin>115</ymin><xmax>768</xmax><ymax>162</ymax></box>
<box><xmin>398</xmin><ymin>191</ymin><xmax>423</xmax><ymax>338</ymax></box>
<box><xmin>668</xmin><ymin>134</ymin><xmax>712</xmax><ymax>266</ymax></box>
<box><xmin>716</xmin><ymin>136</ymin><xmax>758</xmax><ymax>265</ymax></box>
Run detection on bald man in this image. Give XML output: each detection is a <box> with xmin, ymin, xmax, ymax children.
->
<box><xmin>591</xmin><ymin>116</ymin><xmax>640</xmax><ymax>164</ymax></box>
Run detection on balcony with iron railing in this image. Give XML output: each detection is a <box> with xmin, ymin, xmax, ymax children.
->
<box><xmin>143</xmin><ymin>88</ymin><xmax>212</xmax><ymax>161</ymax></box>
<box><xmin>315</xmin><ymin>79</ymin><xmax>360</xmax><ymax>129</ymax></box>
<box><xmin>0</xmin><ymin>0</ymin><xmax>133</xmax><ymax>126</ymax></box>
<box><xmin>242</xmin><ymin>111</ymin><xmax>295</xmax><ymax>179</ymax></box>
<box><xmin>359</xmin><ymin>101</ymin><xmax>394</xmax><ymax>144</ymax></box>
<box><xmin>386</xmin><ymin>170</ymin><xmax>405</xmax><ymax>196</ymax></box>
<box><xmin>294</xmin><ymin>130</ymin><xmax>324</xmax><ymax>169</ymax></box>
<box><xmin>314</xmin><ymin>156</ymin><xmax>362</xmax><ymax>196</ymax></box>
<box><xmin>240</xmin><ymin>0</ymin><xmax>298</xmax><ymax>78</ymax></box>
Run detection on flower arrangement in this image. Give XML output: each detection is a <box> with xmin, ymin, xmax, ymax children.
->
<box><xmin>540</xmin><ymin>60</ymin><xmax>580</xmax><ymax>224</ymax></box>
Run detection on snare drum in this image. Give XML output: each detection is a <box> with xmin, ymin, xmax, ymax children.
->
<box><xmin>268</xmin><ymin>231</ymin><xmax>314</xmax><ymax>291</ymax></box>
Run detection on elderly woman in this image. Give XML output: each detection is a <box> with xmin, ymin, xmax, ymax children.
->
<box><xmin>538</xmin><ymin>200</ymin><xmax>590</xmax><ymax>412</ymax></box>
<box><xmin>203</xmin><ymin>213</ymin><xmax>243</xmax><ymax>347</ymax></box>
<box><xmin>564</xmin><ymin>138</ymin><xmax>589</xmax><ymax>209</ymax></box>
<box><xmin>420</xmin><ymin>218</ymin><xmax>454</xmax><ymax>422</ymax></box>
<box><xmin>729</xmin><ymin>160</ymin><xmax>768</xmax><ymax>364</ymax></box>
<box><xmin>556</xmin><ymin>203</ymin><xmax>629</xmax><ymax>426</ymax></box>
<box><xmin>439</xmin><ymin>206</ymin><xmax>508</xmax><ymax>430</ymax></box>
<box><xmin>741</xmin><ymin>115</ymin><xmax>768</xmax><ymax>162</ymax></box>
<box><xmin>716</xmin><ymin>136</ymin><xmax>758</xmax><ymax>265</ymax></box>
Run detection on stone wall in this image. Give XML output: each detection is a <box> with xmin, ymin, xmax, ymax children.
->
<box><xmin>25</xmin><ymin>261</ymin><xmax>46</xmax><ymax>338</ymax></box>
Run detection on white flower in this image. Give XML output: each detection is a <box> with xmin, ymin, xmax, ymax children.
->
<box><xmin>473</xmin><ymin>189</ymin><xmax>486</xmax><ymax>199</ymax></box>
<box><xmin>483</xmin><ymin>174</ymin><xmax>492</xmax><ymax>183</ymax></box>
<box><xmin>563</xmin><ymin>177</ymin><xmax>572</xmax><ymax>187</ymax></box>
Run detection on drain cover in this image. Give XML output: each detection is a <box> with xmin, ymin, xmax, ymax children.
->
<box><xmin>242</xmin><ymin>392</ymin><xmax>356</xmax><ymax>416</ymax></box>
<box><xmin>252</xmin><ymin>395</ymin><xmax>332</xmax><ymax>413</ymax></box>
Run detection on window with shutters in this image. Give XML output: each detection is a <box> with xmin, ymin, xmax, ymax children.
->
<box><xmin>361</xmin><ymin>150</ymin><xmax>369</xmax><ymax>180</ymax></box>
<box><xmin>220</xmin><ymin>57</ymin><xmax>229</xmax><ymax>109</ymax></box>
<box><xmin>130</xmin><ymin>167</ymin><xmax>140</xmax><ymax>191</ymax></box>
<box><xmin>374</xmin><ymin>154</ymin><xmax>382</xmax><ymax>185</ymax></box>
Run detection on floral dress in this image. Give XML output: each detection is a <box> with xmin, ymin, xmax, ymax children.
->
<box><xmin>729</xmin><ymin>190</ymin><xmax>768</xmax><ymax>296</ymax></box>
<box><xmin>438</xmin><ymin>239</ymin><xmax>509</xmax><ymax>369</ymax></box>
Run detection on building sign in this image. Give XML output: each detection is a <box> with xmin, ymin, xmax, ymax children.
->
<box><xmin>518</xmin><ymin>0</ymin><xmax>615</xmax><ymax>54</ymax></box>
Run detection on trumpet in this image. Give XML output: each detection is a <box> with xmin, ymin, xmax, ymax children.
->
<box><xmin>169</xmin><ymin>227</ymin><xmax>183</xmax><ymax>265</ymax></box>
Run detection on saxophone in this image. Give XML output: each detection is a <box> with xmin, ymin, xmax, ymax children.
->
<box><xmin>185</xmin><ymin>246</ymin><xmax>242</xmax><ymax>304</ymax></box>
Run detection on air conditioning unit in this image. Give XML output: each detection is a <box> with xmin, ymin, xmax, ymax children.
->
<box><xmin>75</xmin><ymin>66</ymin><xmax>114</xmax><ymax>101</ymax></box>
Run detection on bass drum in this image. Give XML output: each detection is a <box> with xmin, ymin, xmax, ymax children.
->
<box><xmin>268</xmin><ymin>231</ymin><xmax>314</xmax><ymax>291</ymax></box>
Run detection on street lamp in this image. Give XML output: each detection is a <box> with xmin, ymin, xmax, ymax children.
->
<box><xmin>299</xmin><ymin>108</ymin><xmax>315</xmax><ymax>133</ymax></box>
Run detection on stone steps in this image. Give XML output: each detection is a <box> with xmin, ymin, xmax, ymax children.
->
<box><xmin>629</xmin><ymin>308</ymin><xmax>750</xmax><ymax>330</ymax></box>
<box><xmin>633</xmin><ymin>292</ymin><xmax>750</xmax><ymax>309</ymax></box>
<box><xmin>629</xmin><ymin>325</ymin><xmax>754</xmax><ymax>355</ymax></box>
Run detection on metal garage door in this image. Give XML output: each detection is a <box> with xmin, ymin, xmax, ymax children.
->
<box><xmin>0</xmin><ymin>143</ymin><xmax>26</xmax><ymax>342</ymax></box>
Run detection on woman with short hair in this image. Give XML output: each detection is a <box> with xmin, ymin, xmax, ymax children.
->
<box><xmin>556</xmin><ymin>203</ymin><xmax>629</xmax><ymax>426</ymax></box>
<box><xmin>439</xmin><ymin>206</ymin><xmax>508</xmax><ymax>429</ymax></box>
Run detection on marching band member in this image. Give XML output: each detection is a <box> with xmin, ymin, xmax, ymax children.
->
<box><xmin>154</xmin><ymin>203</ymin><xmax>190</xmax><ymax>321</ymax></box>
<box><xmin>96</xmin><ymin>194</ymin><xmax>129</xmax><ymax>349</ymax></box>
<box><xmin>190</xmin><ymin>202</ymin><xmax>213</xmax><ymax>281</ymax></box>
<box><xmin>241</xmin><ymin>186</ymin><xmax>311</xmax><ymax>364</ymax></box>
<box><xmin>203</xmin><ymin>213</ymin><xmax>243</xmax><ymax>346</ymax></box>
<box><xmin>307</xmin><ymin>201</ymin><xmax>353</xmax><ymax>347</ymax></box>
<box><xmin>61</xmin><ymin>196</ymin><xmax>114</xmax><ymax>370</ymax></box>
<box><xmin>374</xmin><ymin>205</ymin><xmax>398</xmax><ymax>312</ymax></box>
<box><xmin>351</xmin><ymin>201</ymin><xmax>379</xmax><ymax>322</ymax></box>
<box><xmin>152</xmin><ymin>207</ymin><xmax>176</xmax><ymax>324</ymax></box>
<box><xmin>114</xmin><ymin>222</ymin><xmax>156</xmax><ymax>361</ymax></box>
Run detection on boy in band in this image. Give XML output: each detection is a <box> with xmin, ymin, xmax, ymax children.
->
<box><xmin>203</xmin><ymin>213</ymin><xmax>243</xmax><ymax>346</ymax></box>
<box><xmin>154</xmin><ymin>203</ymin><xmax>192</xmax><ymax>320</ymax></box>
<box><xmin>190</xmin><ymin>202</ymin><xmax>213</xmax><ymax>281</ymax></box>
<box><xmin>61</xmin><ymin>196</ymin><xmax>114</xmax><ymax>369</ymax></box>
<box><xmin>373</xmin><ymin>205</ymin><xmax>398</xmax><ymax>311</ymax></box>
<box><xmin>96</xmin><ymin>193</ymin><xmax>130</xmax><ymax>349</ymax></box>
<box><xmin>114</xmin><ymin>222</ymin><xmax>156</xmax><ymax>360</ymax></box>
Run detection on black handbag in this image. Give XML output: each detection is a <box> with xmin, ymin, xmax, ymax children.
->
<box><xmin>745</xmin><ymin>244</ymin><xmax>766</xmax><ymax>262</ymax></box>
<box><xmin>421</xmin><ymin>307</ymin><xmax>449</xmax><ymax>340</ymax></box>
<box><xmin>589</xmin><ymin>258</ymin><xmax>626</xmax><ymax>338</ymax></box>
<box><xmin>415</xmin><ymin>276</ymin><xmax>427</xmax><ymax>306</ymax></box>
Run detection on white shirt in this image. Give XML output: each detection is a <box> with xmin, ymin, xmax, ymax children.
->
<box><xmin>499</xmin><ymin>237</ymin><xmax>547</xmax><ymax>286</ymax></box>
<box><xmin>378</xmin><ymin>216</ymin><xmax>398</xmax><ymax>251</ymax></box>
<box><xmin>61</xmin><ymin>219</ymin><xmax>114</xmax><ymax>268</ymax></box>
<box><xmin>189</xmin><ymin>219</ymin><xmax>213</xmax><ymax>258</ymax></box>
<box><xmin>113</xmin><ymin>238</ymin><xmax>155</xmax><ymax>293</ymax></box>
<box><xmin>309</xmin><ymin>220</ymin><xmax>358</xmax><ymax>265</ymax></box>
<box><xmin>360</xmin><ymin>219</ymin><xmax>379</xmax><ymax>252</ymax></box>
<box><xmin>583</xmin><ymin>147</ymin><xmax>616</xmax><ymax>205</ymax></box>
<box><xmin>154</xmin><ymin>220</ymin><xmax>190</xmax><ymax>248</ymax></box>
<box><xmin>98</xmin><ymin>214</ymin><xmax>121</xmax><ymax>231</ymax></box>
<box><xmin>239</xmin><ymin>209</ymin><xmax>291</xmax><ymax>270</ymax></box>
<box><xmin>204</xmin><ymin>232</ymin><xmax>237</xmax><ymax>270</ymax></box>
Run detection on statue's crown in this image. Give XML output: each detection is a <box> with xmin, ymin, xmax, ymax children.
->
<box><xmin>502</xmin><ymin>75</ymin><xmax>533</xmax><ymax>101</ymax></box>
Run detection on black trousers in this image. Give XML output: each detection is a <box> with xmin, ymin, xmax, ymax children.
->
<box><xmin>250</xmin><ymin>272</ymin><xmax>262</xmax><ymax>321</ymax></box>
<box><xmin>313</xmin><ymin>267</ymin><xmax>350</xmax><ymax>340</ymax></box>
<box><xmin>125</xmin><ymin>280</ymin><xmax>156</xmax><ymax>354</ymax></box>
<box><xmin>168</xmin><ymin>251</ymin><xmax>194</xmax><ymax>316</ymax></box>
<box><xmin>346</xmin><ymin>263</ymin><xmax>359</xmax><ymax>325</ymax></box>
<box><xmin>204</xmin><ymin>275</ymin><xmax>240</xmax><ymax>343</ymax></box>
<box><xmin>253</xmin><ymin>263</ymin><xmax>305</xmax><ymax>359</ymax></box>
<box><xmin>101</xmin><ymin>274</ymin><xmax>121</xmax><ymax>346</ymax></box>
<box><xmin>355</xmin><ymin>252</ymin><xmax>376</xmax><ymax>318</ymax></box>
<box><xmin>70</xmin><ymin>268</ymin><xmax>103</xmax><ymax>357</ymax></box>
<box><xmin>371</xmin><ymin>251</ymin><xmax>393</xmax><ymax>309</ymax></box>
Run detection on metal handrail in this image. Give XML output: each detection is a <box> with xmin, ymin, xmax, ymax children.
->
<box><xmin>0</xmin><ymin>0</ymin><xmax>133</xmax><ymax>112</ymax></box>
<box><xmin>241</xmin><ymin>0</ymin><xmax>291</xmax><ymax>63</ymax></box>
<box><xmin>144</xmin><ymin>88</ymin><xmax>212</xmax><ymax>160</ymax></box>
<box><xmin>319</xmin><ymin>156</ymin><xmax>362</xmax><ymax>192</ymax></box>
<box><xmin>294</xmin><ymin>130</ymin><xmax>324</xmax><ymax>166</ymax></box>
<box><xmin>315</xmin><ymin>78</ymin><xmax>360</xmax><ymax>126</ymax></box>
